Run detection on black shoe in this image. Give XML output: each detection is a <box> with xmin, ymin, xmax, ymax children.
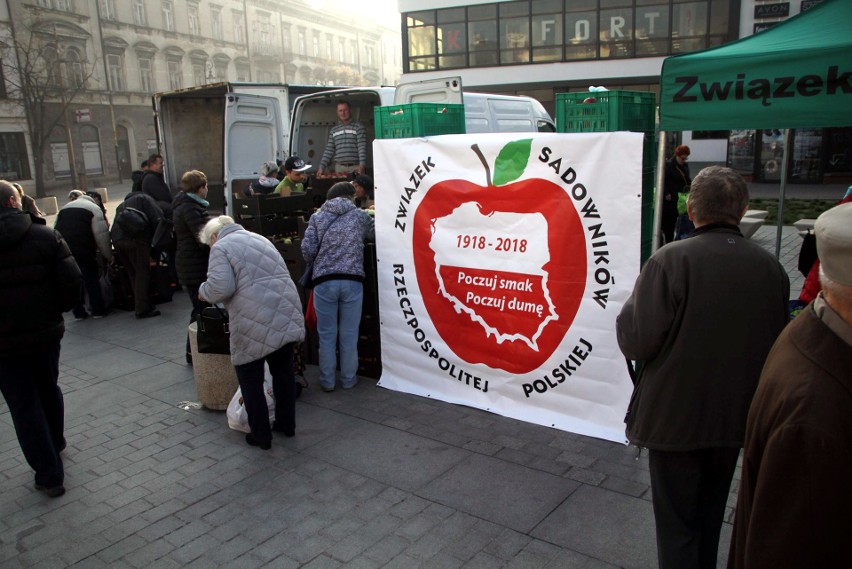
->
<box><xmin>272</xmin><ymin>422</ymin><xmax>295</xmax><ymax>437</ymax></box>
<box><xmin>245</xmin><ymin>434</ymin><xmax>271</xmax><ymax>450</ymax></box>
<box><xmin>136</xmin><ymin>309</ymin><xmax>161</xmax><ymax>319</ymax></box>
<box><xmin>73</xmin><ymin>313</ymin><xmax>89</xmax><ymax>321</ymax></box>
<box><xmin>35</xmin><ymin>483</ymin><xmax>66</xmax><ymax>498</ymax></box>
<box><xmin>186</xmin><ymin>352</ymin><xmax>193</xmax><ymax>365</ymax></box>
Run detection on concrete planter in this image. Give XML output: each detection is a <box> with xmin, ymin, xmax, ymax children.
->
<box><xmin>187</xmin><ymin>322</ymin><xmax>239</xmax><ymax>410</ymax></box>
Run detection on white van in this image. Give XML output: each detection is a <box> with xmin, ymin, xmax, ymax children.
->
<box><xmin>289</xmin><ymin>78</ymin><xmax>555</xmax><ymax>176</ymax></box>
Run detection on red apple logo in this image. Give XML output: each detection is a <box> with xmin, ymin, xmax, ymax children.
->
<box><xmin>413</xmin><ymin>140</ymin><xmax>587</xmax><ymax>374</ymax></box>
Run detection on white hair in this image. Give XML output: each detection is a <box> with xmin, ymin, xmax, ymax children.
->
<box><xmin>199</xmin><ymin>215</ymin><xmax>235</xmax><ymax>245</ymax></box>
<box><xmin>819</xmin><ymin>264</ymin><xmax>852</xmax><ymax>305</ymax></box>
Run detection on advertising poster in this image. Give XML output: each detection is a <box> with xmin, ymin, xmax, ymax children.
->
<box><xmin>374</xmin><ymin>132</ymin><xmax>643</xmax><ymax>443</ymax></box>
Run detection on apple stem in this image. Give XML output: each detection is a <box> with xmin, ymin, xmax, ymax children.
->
<box><xmin>470</xmin><ymin>144</ymin><xmax>492</xmax><ymax>186</ymax></box>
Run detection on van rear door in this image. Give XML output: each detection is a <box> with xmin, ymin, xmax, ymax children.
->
<box><xmin>223</xmin><ymin>94</ymin><xmax>281</xmax><ymax>216</ymax></box>
<box><xmin>394</xmin><ymin>76</ymin><xmax>463</xmax><ymax>105</ymax></box>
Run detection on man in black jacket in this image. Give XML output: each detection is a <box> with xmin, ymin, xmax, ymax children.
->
<box><xmin>130</xmin><ymin>159</ymin><xmax>148</xmax><ymax>193</ymax></box>
<box><xmin>141</xmin><ymin>154</ymin><xmax>173</xmax><ymax>219</ymax></box>
<box><xmin>111</xmin><ymin>189</ymin><xmax>164</xmax><ymax>318</ymax></box>
<box><xmin>0</xmin><ymin>180</ymin><xmax>82</xmax><ymax>498</ymax></box>
<box><xmin>55</xmin><ymin>192</ymin><xmax>113</xmax><ymax>319</ymax></box>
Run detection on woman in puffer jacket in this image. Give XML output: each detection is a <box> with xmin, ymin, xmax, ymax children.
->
<box><xmin>301</xmin><ymin>182</ymin><xmax>374</xmax><ymax>392</ymax></box>
<box><xmin>198</xmin><ymin>216</ymin><xmax>305</xmax><ymax>449</ymax></box>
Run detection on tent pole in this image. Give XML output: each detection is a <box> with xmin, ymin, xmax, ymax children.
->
<box><xmin>774</xmin><ymin>129</ymin><xmax>793</xmax><ymax>259</ymax></box>
<box><xmin>653</xmin><ymin>131</ymin><xmax>667</xmax><ymax>253</ymax></box>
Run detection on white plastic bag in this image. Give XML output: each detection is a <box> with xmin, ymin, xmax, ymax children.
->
<box><xmin>226</xmin><ymin>371</ymin><xmax>275</xmax><ymax>433</ymax></box>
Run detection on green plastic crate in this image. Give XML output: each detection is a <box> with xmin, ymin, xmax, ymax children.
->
<box><xmin>375</xmin><ymin>103</ymin><xmax>466</xmax><ymax>139</ymax></box>
<box><xmin>556</xmin><ymin>91</ymin><xmax>656</xmax><ymax>133</ymax></box>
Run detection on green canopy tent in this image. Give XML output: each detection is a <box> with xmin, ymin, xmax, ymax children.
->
<box><xmin>654</xmin><ymin>0</ymin><xmax>852</xmax><ymax>255</ymax></box>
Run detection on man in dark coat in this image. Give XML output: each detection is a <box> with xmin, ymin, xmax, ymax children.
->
<box><xmin>728</xmin><ymin>202</ymin><xmax>852</xmax><ymax>569</ymax></box>
<box><xmin>617</xmin><ymin>166</ymin><xmax>789</xmax><ymax>569</ymax></box>
<box><xmin>111</xmin><ymin>188</ymin><xmax>164</xmax><ymax>318</ymax></box>
<box><xmin>662</xmin><ymin>144</ymin><xmax>691</xmax><ymax>243</ymax></box>
<box><xmin>172</xmin><ymin>169</ymin><xmax>211</xmax><ymax>363</ymax></box>
<box><xmin>0</xmin><ymin>180</ymin><xmax>82</xmax><ymax>498</ymax></box>
<box><xmin>54</xmin><ymin>192</ymin><xmax>113</xmax><ymax>319</ymax></box>
<box><xmin>141</xmin><ymin>154</ymin><xmax>173</xmax><ymax>218</ymax></box>
<box><xmin>130</xmin><ymin>159</ymin><xmax>148</xmax><ymax>193</ymax></box>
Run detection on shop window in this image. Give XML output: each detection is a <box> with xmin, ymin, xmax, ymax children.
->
<box><xmin>80</xmin><ymin>125</ymin><xmax>103</xmax><ymax>175</ymax></box>
<box><xmin>0</xmin><ymin>133</ymin><xmax>32</xmax><ymax>180</ymax></box>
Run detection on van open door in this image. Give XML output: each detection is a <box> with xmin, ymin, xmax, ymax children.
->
<box><xmin>222</xmin><ymin>94</ymin><xmax>282</xmax><ymax>215</ymax></box>
<box><xmin>394</xmin><ymin>76</ymin><xmax>463</xmax><ymax>105</ymax></box>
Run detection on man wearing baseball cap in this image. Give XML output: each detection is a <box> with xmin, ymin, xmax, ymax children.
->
<box><xmin>274</xmin><ymin>156</ymin><xmax>312</xmax><ymax>196</ymax></box>
<box><xmin>729</xmin><ymin>202</ymin><xmax>852</xmax><ymax>569</ymax></box>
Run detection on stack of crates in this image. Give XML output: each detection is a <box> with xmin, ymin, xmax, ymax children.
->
<box><xmin>374</xmin><ymin>103</ymin><xmax>466</xmax><ymax>139</ymax></box>
<box><xmin>556</xmin><ymin>91</ymin><xmax>657</xmax><ymax>264</ymax></box>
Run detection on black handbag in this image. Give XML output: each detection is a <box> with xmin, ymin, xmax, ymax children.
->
<box><xmin>298</xmin><ymin>262</ymin><xmax>314</xmax><ymax>289</ymax></box>
<box><xmin>151</xmin><ymin>218</ymin><xmax>175</xmax><ymax>249</ymax></box>
<box><xmin>197</xmin><ymin>305</ymin><xmax>230</xmax><ymax>354</ymax></box>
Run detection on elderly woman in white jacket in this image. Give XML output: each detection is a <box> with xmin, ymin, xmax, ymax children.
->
<box><xmin>198</xmin><ymin>216</ymin><xmax>305</xmax><ymax>449</ymax></box>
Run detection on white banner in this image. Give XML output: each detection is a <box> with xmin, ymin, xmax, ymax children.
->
<box><xmin>374</xmin><ymin>132</ymin><xmax>643</xmax><ymax>443</ymax></box>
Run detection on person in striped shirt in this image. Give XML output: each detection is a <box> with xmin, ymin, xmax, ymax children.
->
<box><xmin>317</xmin><ymin>100</ymin><xmax>366</xmax><ymax>177</ymax></box>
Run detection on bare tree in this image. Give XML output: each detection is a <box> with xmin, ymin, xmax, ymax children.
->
<box><xmin>2</xmin><ymin>18</ymin><xmax>97</xmax><ymax>197</ymax></box>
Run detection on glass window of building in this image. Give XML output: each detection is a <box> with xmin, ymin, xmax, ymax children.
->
<box><xmin>635</xmin><ymin>4</ymin><xmax>669</xmax><ymax>55</ymax></box>
<box><xmin>299</xmin><ymin>31</ymin><xmax>306</xmax><ymax>56</ymax></box>
<box><xmin>211</xmin><ymin>6</ymin><xmax>223</xmax><ymax>40</ymax></box>
<box><xmin>532</xmin><ymin>0</ymin><xmax>563</xmax><ymax>62</ymax></box>
<box><xmin>162</xmin><ymin>1</ymin><xmax>175</xmax><ymax>32</ymax></box>
<box><xmin>403</xmin><ymin>0</ymin><xmax>733</xmax><ymax>71</ymax></box>
<box><xmin>313</xmin><ymin>35</ymin><xmax>320</xmax><ymax>58</ymax></box>
<box><xmin>100</xmin><ymin>0</ymin><xmax>117</xmax><ymax>21</ymax></box>
<box><xmin>188</xmin><ymin>3</ymin><xmax>200</xmax><ymax>36</ymax></box>
<box><xmin>233</xmin><ymin>11</ymin><xmax>245</xmax><ymax>43</ymax></box>
<box><xmin>672</xmin><ymin>1</ymin><xmax>709</xmax><ymax>53</ymax></box>
<box><xmin>168</xmin><ymin>59</ymin><xmax>182</xmax><ymax>89</ymax></box>
<box><xmin>408</xmin><ymin>11</ymin><xmax>437</xmax><ymax>70</ymax></box>
<box><xmin>468</xmin><ymin>4</ymin><xmax>497</xmax><ymax>67</ymax></box>
<box><xmin>0</xmin><ymin>133</ymin><xmax>31</xmax><ymax>181</ymax></box>
<box><xmin>64</xmin><ymin>47</ymin><xmax>85</xmax><ymax>89</ymax></box>
<box><xmin>138</xmin><ymin>56</ymin><xmax>154</xmax><ymax>92</ymax></box>
<box><xmin>134</xmin><ymin>0</ymin><xmax>147</xmax><ymax>26</ymax></box>
<box><xmin>565</xmin><ymin>0</ymin><xmax>598</xmax><ymax>60</ymax></box>
<box><xmin>106</xmin><ymin>53</ymin><xmax>125</xmax><ymax>91</ymax></box>
<box><xmin>500</xmin><ymin>1</ymin><xmax>530</xmax><ymax>64</ymax></box>
<box><xmin>436</xmin><ymin>8</ymin><xmax>465</xmax><ymax>69</ymax></box>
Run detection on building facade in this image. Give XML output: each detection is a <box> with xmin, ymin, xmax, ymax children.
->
<box><xmin>0</xmin><ymin>0</ymin><xmax>401</xmax><ymax>194</ymax></box>
<box><xmin>398</xmin><ymin>0</ymin><xmax>850</xmax><ymax>185</ymax></box>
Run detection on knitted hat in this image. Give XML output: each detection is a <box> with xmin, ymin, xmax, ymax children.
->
<box><xmin>68</xmin><ymin>189</ymin><xmax>85</xmax><ymax>200</ymax></box>
<box><xmin>815</xmin><ymin>202</ymin><xmax>852</xmax><ymax>286</ymax></box>
<box><xmin>327</xmin><ymin>182</ymin><xmax>355</xmax><ymax>200</ymax></box>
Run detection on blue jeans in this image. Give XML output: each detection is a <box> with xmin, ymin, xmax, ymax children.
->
<box><xmin>313</xmin><ymin>280</ymin><xmax>363</xmax><ymax>389</ymax></box>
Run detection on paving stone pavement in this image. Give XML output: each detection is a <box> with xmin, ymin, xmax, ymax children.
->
<box><xmin>1</xmin><ymin>202</ymin><xmax>806</xmax><ymax>568</ymax></box>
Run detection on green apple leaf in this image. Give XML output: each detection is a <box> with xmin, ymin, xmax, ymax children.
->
<box><xmin>492</xmin><ymin>139</ymin><xmax>532</xmax><ymax>186</ymax></box>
